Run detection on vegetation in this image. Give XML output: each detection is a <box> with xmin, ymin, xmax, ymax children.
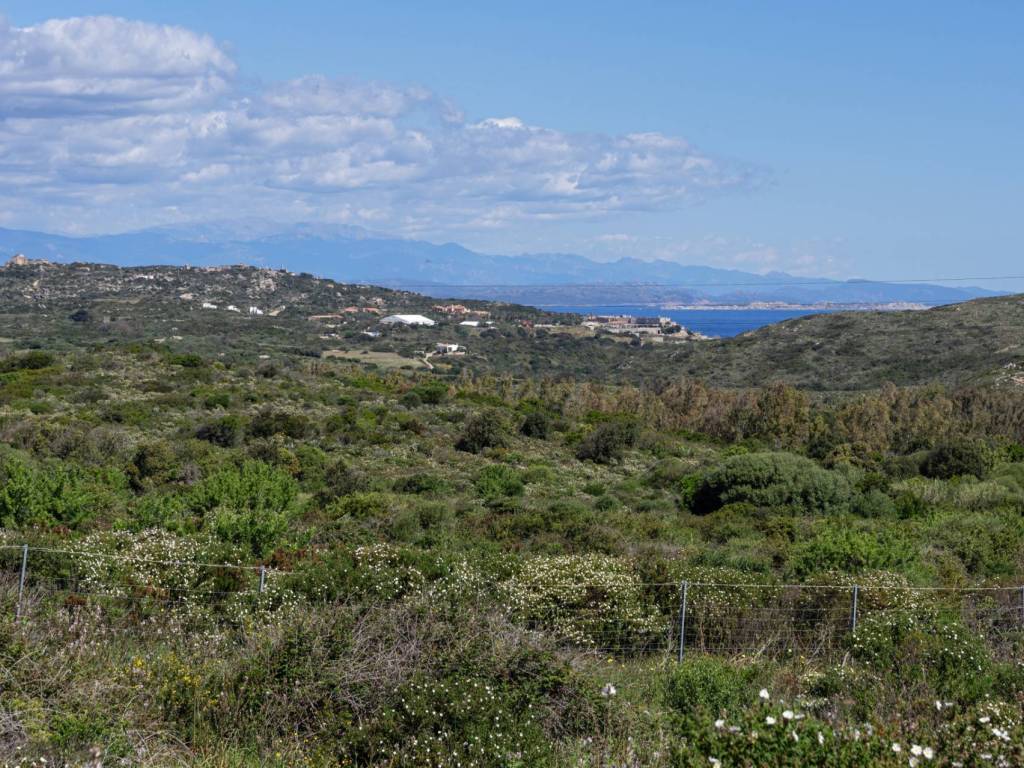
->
<box><xmin>1</xmin><ymin>261</ymin><xmax>1024</xmax><ymax>765</ymax></box>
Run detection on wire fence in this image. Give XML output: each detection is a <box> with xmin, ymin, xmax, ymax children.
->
<box><xmin>2</xmin><ymin>544</ymin><xmax>1024</xmax><ymax>662</ymax></box>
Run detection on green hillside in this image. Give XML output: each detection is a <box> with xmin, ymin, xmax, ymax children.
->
<box><xmin>668</xmin><ymin>295</ymin><xmax>1024</xmax><ymax>390</ymax></box>
<box><xmin>3</xmin><ymin>259</ymin><xmax>1024</xmax><ymax>765</ymax></box>
<box><xmin>3</xmin><ymin>258</ymin><xmax>1022</xmax><ymax>392</ymax></box>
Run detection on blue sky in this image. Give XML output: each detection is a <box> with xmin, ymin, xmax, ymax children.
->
<box><xmin>1</xmin><ymin>1</ymin><xmax>1021</xmax><ymax>285</ymax></box>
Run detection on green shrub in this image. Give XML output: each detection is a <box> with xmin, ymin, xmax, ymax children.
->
<box><xmin>851</xmin><ymin>488</ymin><xmax>897</xmax><ymax>517</ymax></box>
<box><xmin>691</xmin><ymin>452</ymin><xmax>851</xmax><ymax>516</ymax></box>
<box><xmin>456</xmin><ymin>409</ymin><xmax>507</xmax><ymax>453</ymax></box>
<box><xmin>130</xmin><ymin>441</ymin><xmax>179</xmax><ymax>487</ymax></box>
<box><xmin>203</xmin><ymin>391</ymin><xmax>231</xmax><ymax>409</ymax></box>
<box><xmin>0</xmin><ymin>350</ymin><xmax>55</xmax><ymax>372</ymax></box>
<box><xmin>788</xmin><ymin>524</ymin><xmax>915</xmax><ymax>578</ymax></box>
<box><xmin>317</xmin><ymin>456</ymin><xmax>363</xmax><ymax>503</ymax></box>
<box><xmin>188</xmin><ymin>460</ymin><xmax>298</xmax><ymax>556</ymax></box>
<box><xmin>475</xmin><ymin>464</ymin><xmax>525</xmax><ymax>503</ymax></box>
<box><xmin>664</xmin><ymin>657</ymin><xmax>765</xmax><ymax>717</ymax></box>
<box><xmin>520</xmin><ymin>410</ymin><xmax>552</xmax><ymax>439</ymax></box>
<box><xmin>248</xmin><ymin>408</ymin><xmax>312</xmax><ymax>439</ymax></box>
<box><xmin>195</xmin><ymin>414</ymin><xmax>244</xmax><ymax>447</ymax></box>
<box><xmin>166</xmin><ymin>352</ymin><xmax>204</xmax><ymax>368</ymax></box>
<box><xmin>393</xmin><ymin>472</ymin><xmax>450</xmax><ymax>496</ymax></box>
<box><xmin>502</xmin><ymin>554</ymin><xmax>663</xmax><ymax>648</ymax></box>
<box><xmin>328</xmin><ymin>491</ymin><xmax>392</xmax><ymax>520</ymax></box>
<box><xmin>851</xmin><ymin>610</ymin><xmax>993</xmax><ymax>699</ymax></box>
<box><xmin>647</xmin><ymin>458</ymin><xmax>694</xmax><ymax>489</ymax></box>
<box><xmin>575</xmin><ymin>418</ymin><xmax>639</xmax><ymax>464</ymax></box>
<box><xmin>410</xmin><ymin>380</ymin><xmax>448</xmax><ymax>405</ymax></box>
<box><xmin>921</xmin><ymin>439</ymin><xmax>993</xmax><ymax>480</ymax></box>
<box><xmin>0</xmin><ymin>453</ymin><xmax>99</xmax><ymax>528</ymax></box>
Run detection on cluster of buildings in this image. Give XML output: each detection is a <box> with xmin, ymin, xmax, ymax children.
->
<box><xmin>582</xmin><ymin>314</ymin><xmax>678</xmax><ymax>335</ymax></box>
<box><xmin>200</xmin><ymin>302</ymin><xmax>265</xmax><ymax>315</ymax></box>
<box><xmin>432</xmin><ymin>303</ymin><xmax>491</xmax><ymax>318</ymax></box>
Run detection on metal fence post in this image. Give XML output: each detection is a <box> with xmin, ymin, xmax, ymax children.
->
<box><xmin>850</xmin><ymin>584</ymin><xmax>859</xmax><ymax>633</ymax></box>
<box><xmin>677</xmin><ymin>581</ymin><xmax>689</xmax><ymax>662</ymax></box>
<box><xmin>1019</xmin><ymin>586</ymin><xmax>1024</xmax><ymax>626</ymax></box>
<box><xmin>15</xmin><ymin>544</ymin><xmax>28</xmax><ymax>619</ymax></box>
<box><xmin>258</xmin><ymin>565</ymin><xmax>266</xmax><ymax>594</ymax></box>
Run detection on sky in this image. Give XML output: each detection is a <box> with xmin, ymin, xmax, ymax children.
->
<box><xmin>0</xmin><ymin>1</ymin><xmax>1021</xmax><ymax>285</ymax></box>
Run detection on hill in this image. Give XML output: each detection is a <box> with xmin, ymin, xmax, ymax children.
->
<box><xmin>0</xmin><ymin>224</ymin><xmax>999</xmax><ymax>307</ymax></box>
<box><xmin>3</xmin><ymin>256</ymin><xmax>1024</xmax><ymax>765</ymax></box>
<box><xmin>1</xmin><ymin>258</ymin><xmax>1022</xmax><ymax>392</ymax></box>
<box><xmin>664</xmin><ymin>294</ymin><xmax>1024</xmax><ymax>390</ymax></box>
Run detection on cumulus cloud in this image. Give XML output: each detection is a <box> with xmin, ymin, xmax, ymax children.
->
<box><xmin>0</xmin><ymin>15</ymin><xmax>234</xmax><ymax>115</ymax></box>
<box><xmin>0</xmin><ymin>14</ymin><xmax>761</xmax><ymax>236</ymax></box>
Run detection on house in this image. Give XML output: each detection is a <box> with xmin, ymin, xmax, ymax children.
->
<box><xmin>226</xmin><ymin>305</ymin><xmax>240</xmax><ymax>313</ymax></box>
<box><xmin>433</xmin><ymin>303</ymin><xmax>470</xmax><ymax>315</ymax></box>
<box><xmin>459</xmin><ymin>320</ymin><xmax>480</xmax><ymax>327</ymax></box>
<box><xmin>201</xmin><ymin>302</ymin><xmax>218</xmax><ymax>310</ymax></box>
<box><xmin>380</xmin><ymin>314</ymin><xmax>435</xmax><ymax>326</ymax></box>
<box><xmin>435</xmin><ymin>343</ymin><xmax>461</xmax><ymax>354</ymax></box>
<box><xmin>248</xmin><ymin>306</ymin><xmax>264</xmax><ymax>316</ymax></box>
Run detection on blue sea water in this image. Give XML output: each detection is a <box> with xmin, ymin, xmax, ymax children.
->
<box><xmin>543</xmin><ymin>305</ymin><xmax>844</xmax><ymax>337</ymax></box>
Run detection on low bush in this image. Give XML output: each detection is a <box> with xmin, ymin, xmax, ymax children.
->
<box><xmin>851</xmin><ymin>610</ymin><xmax>993</xmax><ymax>700</ymax></box>
<box><xmin>502</xmin><ymin>554</ymin><xmax>663</xmax><ymax>648</ymax></box>
<box><xmin>456</xmin><ymin>409</ymin><xmax>507</xmax><ymax>453</ymax></box>
<box><xmin>921</xmin><ymin>438</ymin><xmax>994</xmax><ymax>480</ymax></box>
<box><xmin>248</xmin><ymin>408</ymin><xmax>312</xmax><ymax>440</ymax></box>
<box><xmin>195</xmin><ymin>414</ymin><xmax>245</xmax><ymax>447</ymax></box>
<box><xmin>188</xmin><ymin>460</ymin><xmax>298</xmax><ymax>556</ymax></box>
<box><xmin>664</xmin><ymin>657</ymin><xmax>765</xmax><ymax>717</ymax></box>
<box><xmin>575</xmin><ymin>417</ymin><xmax>640</xmax><ymax>464</ymax></box>
<box><xmin>690</xmin><ymin>452</ymin><xmax>851</xmax><ymax>516</ymax></box>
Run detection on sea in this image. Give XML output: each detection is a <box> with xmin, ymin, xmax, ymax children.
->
<box><xmin>542</xmin><ymin>305</ymin><xmax>845</xmax><ymax>338</ymax></box>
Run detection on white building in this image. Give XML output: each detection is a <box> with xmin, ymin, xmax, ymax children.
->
<box><xmin>249</xmin><ymin>306</ymin><xmax>264</xmax><ymax>316</ymax></box>
<box><xmin>435</xmin><ymin>343</ymin><xmax>461</xmax><ymax>354</ymax></box>
<box><xmin>201</xmin><ymin>302</ymin><xmax>218</xmax><ymax>309</ymax></box>
<box><xmin>459</xmin><ymin>320</ymin><xmax>480</xmax><ymax>327</ymax></box>
<box><xmin>380</xmin><ymin>314</ymin><xmax>435</xmax><ymax>326</ymax></box>
<box><xmin>226</xmin><ymin>305</ymin><xmax>240</xmax><ymax>313</ymax></box>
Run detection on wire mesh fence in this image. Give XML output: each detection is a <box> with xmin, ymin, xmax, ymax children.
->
<box><xmin>0</xmin><ymin>543</ymin><xmax>264</xmax><ymax>622</ymax></box>
<box><xmin>3</xmin><ymin>544</ymin><xmax>1024</xmax><ymax>662</ymax></box>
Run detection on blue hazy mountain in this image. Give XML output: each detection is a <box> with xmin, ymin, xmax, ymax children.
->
<box><xmin>0</xmin><ymin>224</ymin><xmax>998</xmax><ymax>306</ymax></box>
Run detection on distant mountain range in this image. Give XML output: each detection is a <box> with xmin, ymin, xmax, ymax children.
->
<box><xmin>0</xmin><ymin>224</ymin><xmax>999</xmax><ymax>307</ymax></box>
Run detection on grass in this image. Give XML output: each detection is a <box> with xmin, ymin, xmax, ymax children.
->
<box><xmin>321</xmin><ymin>349</ymin><xmax>429</xmax><ymax>369</ymax></box>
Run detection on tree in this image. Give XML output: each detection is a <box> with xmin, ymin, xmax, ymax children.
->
<box><xmin>575</xmin><ymin>418</ymin><xmax>639</xmax><ymax>464</ymax></box>
<box><xmin>921</xmin><ymin>439</ymin><xmax>993</xmax><ymax>480</ymax></box>
<box><xmin>456</xmin><ymin>410</ymin><xmax>507</xmax><ymax>453</ymax></box>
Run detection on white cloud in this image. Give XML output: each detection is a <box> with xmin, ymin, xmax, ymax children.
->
<box><xmin>0</xmin><ymin>15</ymin><xmax>234</xmax><ymax>115</ymax></box>
<box><xmin>0</xmin><ymin>14</ymin><xmax>762</xmax><ymax>236</ymax></box>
